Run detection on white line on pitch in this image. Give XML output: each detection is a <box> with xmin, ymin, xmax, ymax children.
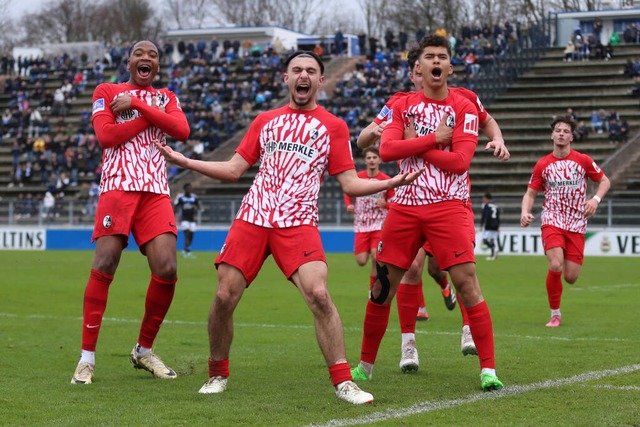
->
<box><xmin>0</xmin><ymin>313</ymin><xmax>631</xmax><ymax>343</ymax></box>
<box><xmin>305</xmin><ymin>364</ymin><xmax>640</xmax><ymax>427</ymax></box>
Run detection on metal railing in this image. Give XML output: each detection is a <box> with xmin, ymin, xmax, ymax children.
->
<box><xmin>2</xmin><ymin>197</ymin><xmax>639</xmax><ymax>228</ymax></box>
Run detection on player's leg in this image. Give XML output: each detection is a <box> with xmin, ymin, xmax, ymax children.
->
<box><xmin>71</xmin><ymin>235</ymin><xmax>124</xmax><ymax>384</ymax></box>
<box><xmin>199</xmin><ymin>262</ymin><xmax>248</xmax><ymax>394</ymax></box>
<box><xmin>448</xmin><ymin>262</ymin><xmax>502</xmax><ymax>391</ymax></box>
<box><xmin>72</xmin><ymin>190</ymin><xmax>133</xmax><ymax>385</ymax></box>
<box><xmin>396</xmin><ymin>250</ymin><xmax>425</xmax><ymax>372</ymax></box>
<box><xmin>200</xmin><ymin>220</ymin><xmax>267</xmax><ymax>394</ymax></box>
<box><xmin>427</xmin><ymin>255</ymin><xmax>456</xmax><ymax>311</ymax></box>
<box><xmin>288</xmin><ymin>229</ymin><xmax>373</xmax><ymax>404</ymax></box>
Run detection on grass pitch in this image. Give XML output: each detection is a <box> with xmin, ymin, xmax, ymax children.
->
<box><xmin>1</xmin><ymin>251</ymin><xmax>639</xmax><ymax>426</ymax></box>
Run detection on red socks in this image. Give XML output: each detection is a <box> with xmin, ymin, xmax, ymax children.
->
<box><xmin>138</xmin><ymin>274</ymin><xmax>177</xmax><ymax>348</ymax></box>
<box><xmin>459</xmin><ymin>298</ymin><xmax>470</xmax><ymax>326</ymax></box>
<box><xmin>208</xmin><ymin>358</ymin><xmax>229</xmax><ymax>377</ymax></box>
<box><xmin>546</xmin><ymin>270</ymin><xmax>563</xmax><ymax>310</ymax></box>
<box><xmin>466</xmin><ymin>301</ymin><xmax>495</xmax><ymax>369</ymax></box>
<box><xmin>81</xmin><ymin>269</ymin><xmax>114</xmax><ymax>352</ymax></box>
<box><xmin>396</xmin><ymin>283</ymin><xmax>420</xmax><ymax>333</ymax></box>
<box><xmin>329</xmin><ymin>362</ymin><xmax>352</xmax><ymax>386</ymax></box>
<box><xmin>360</xmin><ymin>300</ymin><xmax>391</xmax><ymax>365</ymax></box>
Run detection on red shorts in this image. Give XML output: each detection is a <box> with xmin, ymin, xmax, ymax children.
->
<box><xmin>215</xmin><ymin>220</ymin><xmax>326</xmax><ymax>285</ymax></box>
<box><xmin>421</xmin><ymin>202</ymin><xmax>475</xmax><ymax>257</ymax></box>
<box><xmin>541</xmin><ymin>225</ymin><xmax>585</xmax><ymax>265</ymax></box>
<box><xmin>354</xmin><ymin>230</ymin><xmax>383</xmax><ymax>255</ymax></box>
<box><xmin>377</xmin><ymin>201</ymin><xmax>476</xmax><ymax>271</ymax></box>
<box><xmin>92</xmin><ymin>190</ymin><xmax>177</xmax><ymax>252</ymax></box>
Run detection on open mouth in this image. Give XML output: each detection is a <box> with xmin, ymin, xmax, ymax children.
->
<box><xmin>432</xmin><ymin>67</ymin><xmax>442</xmax><ymax>78</ymax></box>
<box><xmin>138</xmin><ymin>64</ymin><xmax>152</xmax><ymax>78</ymax></box>
<box><xmin>296</xmin><ymin>83</ymin><xmax>310</xmax><ymax>96</ymax></box>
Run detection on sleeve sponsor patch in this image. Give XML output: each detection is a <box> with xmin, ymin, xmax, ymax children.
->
<box><xmin>92</xmin><ymin>98</ymin><xmax>105</xmax><ymax>115</ymax></box>
<box><xmin>376</xmin><ymin>105</ymin><xmax>392</xmax><ymax>123</ymax></box>
<box><xmin>463</xmin><ymin>113</ymin><xmax>479</xmax><ymax>136</ymax></box>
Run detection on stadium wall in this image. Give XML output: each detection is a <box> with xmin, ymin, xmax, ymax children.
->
<box><xmin>1</xmin><ymin>227</ymin><xmax>640</xmax><ymax>256</ymax></box>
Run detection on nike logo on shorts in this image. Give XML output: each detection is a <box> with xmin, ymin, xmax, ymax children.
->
<box><xmin>304</xmin><ymin>250</ymin><xmax>318</xmax><ymax>257</ymax></box>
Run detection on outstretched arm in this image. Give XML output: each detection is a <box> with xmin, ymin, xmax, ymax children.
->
<box><xmin>336</xmin><ymin>168</ymin><xmax>424</xmax><ymax>197</ymax></box>
<box><xmin>155</xmin><ymin>141</ymin><xmax>251</xmax><ymax>181</ymax></box>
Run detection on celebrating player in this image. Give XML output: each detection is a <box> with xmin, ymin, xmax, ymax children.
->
<box><xmin>351</xmin><ymin>35</ymin><xmax>503</xmax><ymax>391</ymax></box>
<box><xmin>71</xmin><ymin>40</ymin><xmax>190</xmax><ymax>385</ymax></box>
<box><xmin>155</xmin><ymin>50</ymin><xmax>422</xmax><ymax>404</ymax></box>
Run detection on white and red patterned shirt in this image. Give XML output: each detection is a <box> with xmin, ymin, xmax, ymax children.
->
<box><xmin>528</xmin><ymin>149</ymin><xmax>604</xmax><ymax>234</ymax></box>
<box><xmin>381</xmin><ymin>90</ymin><xmax>479</xmax><ymax>206</ymax></box>
<box><xmin>92</xmin><ymin>83</ymin><xmax>183</xmax><ymax>195</ymax></box>
<box><xmin>344</xmin><ymin>170</ymin><xmax>393</xmax><ymax>232</ymax></box>
<box><xmin>235</xmin><ymin>105</ymin><xmax>355</xmax><ymax>228</ymax></box>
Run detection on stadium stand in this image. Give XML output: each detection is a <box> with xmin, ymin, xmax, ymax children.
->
<box><xmin>1</xmin><ymin>31</ymin><xmax>639</xmax><ymax>226</ymax></box>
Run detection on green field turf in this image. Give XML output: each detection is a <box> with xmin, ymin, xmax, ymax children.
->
<box><xmin>1</xmin><ymin>251</ymin><xmax>639</xmax><ymax>426</ymax></box>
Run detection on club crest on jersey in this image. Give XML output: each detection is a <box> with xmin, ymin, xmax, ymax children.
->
<box><xmin>103</xmin><ymin>215</ymin><xmax>112</xmax><ymax>229</ymax></box>
<box><xmin>446</xmin><ymin>114</ymin><xmax>455</xmax><ymax>128</ymax></box>
<box><xmin>92</xmin><ymin>98</ymin><xmax>105</xmax><ymax>115</ymax></box>
<box><xmin>310</xmin><ymin>129</ymin><xmax>319</xmax><ymax>140</ymax></box>
<box><xmin>265</xmin><ymin>140</ymin><xmax>278</xmax><ymax>156</ymax></box>
<box><xmin>463</xmin><ymin>113</ymin><xmax>479</xmax><ymax>136</ymax></box>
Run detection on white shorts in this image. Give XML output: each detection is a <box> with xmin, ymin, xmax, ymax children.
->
<box><xmin>181</xmin><ymin>221</ymin><xmax>197</xmax><ymax>232</ymax></box>
<box><xmin>482</xmin><ymin>230</ymin><xmax>498</xmax><ymax>241</ymax></box>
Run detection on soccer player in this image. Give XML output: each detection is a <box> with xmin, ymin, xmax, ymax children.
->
<box><xmin>351</xmin><ymin>34</ymin><xmax>504</xmax><ymax>391</ymax></box>
<box><xmin>70</xmin><ymin>40</ymin><xmax>190</xmax><ymax>385</ymax></box>
<box><xmin>353</xmin><ymin>42</ymin><xmax>508</xmax><ymax>376</ymax></box>
<box><xmin>174</xmin><ymin>183</ymin><xmax>203</xmax><ymax>258</ymax></box>
<box><xmin>481</xmin><ymin>193</ymin><xmax>501</xmax><ymax>261</ymax></box>
<box><xmin>155</xmin><ymin>51</ymin><xmax>422</xmax><ymax>404</ymax></box>
<box><xmin>344</xmin><ymin>147</ymin><xmax>394</xmax><ymax>288</ymax></box>
<box><xmin>521</xmin><ymin>116</ymin><xmax>610</xmax><ymax>328</ymax></box>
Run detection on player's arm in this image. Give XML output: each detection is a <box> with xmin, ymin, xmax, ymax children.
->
<box><xmin>92</xmin><ymin>114</ymin><xmax>152</xmax><ymax>149</ymax></box>
<box><xmin>356</xmin><ymin>121</ymin><xmax>387</xmax><ymax>149</ymax></box>
<box><xmin>520</xmin><ymin>187</ymin><xmax>538</xmax><ymax>227</ymax></box>
<box><xmin>344</xmin><ymin>193</ymin><xmax>354</xmax><ymax>213</ymax></box>
<box><xmin>155</xmin><ymin>141</ymin><xmax>251</xmax><ymax>181</ymax></box>
<box><xmin>335</xmin><ymin>168</ymin><xmax>424</xmax><ymax>197</ymax></box>
<box><xmin>481</xmin><ymin>113</ymin><xmax>510</xmax><ymax>161</ymax></box>
<box><xmin>91</xmin><ymin>84</ymin><xmax>152</xmax><ymax>149</ymax></box>
<box><xmin>379</xmin><ymin>109</ymin><xmax>447</xmax><ymax>162</ymax></box>
<box><xmin>582</xmin><ymin>174</ymin><xmax>611</xmax><ymax>217</ymax></box>
<box><xmin>112</xmin><ymin>92</ymin><xmax>190</xmax><ymax>141</ymax></box>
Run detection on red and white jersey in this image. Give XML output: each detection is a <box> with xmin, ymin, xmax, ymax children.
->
<box><xmin>528</xmin><ymin>149</ymin><xmax>604</xmax><ymax>234</ymax></box>
<box><xmin>373</xmin><ymin>87</ymin><xmax>488</xmax><ymax>125</ymax></box>
<box><xmin>383</xmin><ymin>90</ymin><xmax>479</xmax><ymax>205</ymax></box>
<box><xmin>344</xmin><ymin>170</ymin><xmax>393</xmax><ymax>232</ymax></box>
<box><xmin>92</xmin><ymin>83</ymin><xmax>182</xmax><ymax>195</ymax></box>
<box><xmin>235</xmin><ymin>105</ymin><xmax>355</xmax><ymax>228</ymax></box>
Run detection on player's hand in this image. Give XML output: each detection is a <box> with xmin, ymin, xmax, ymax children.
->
<box><xmin>485</xmin><ymin>139</ymin><xmax>510</xmax><ymax>161</ymax></box>
<box><xmin>154</xmin><ymin>140</ymin><xmax>188</xmax><ymax>167</ymax></box>
<box><xmin>389</xmin><ymin>168</ymin><xmax>425</xmax><ymax>188</ymax></box>
<box><xmin>110</xmin><ymin>93</ymin><xmax>132</xmax><ymax>114</ymax></box>
<box><xmin>151</xmin><ymin>95</ymin><xmax>166</xmax><ymax>112</ymax></box>
<box><xmin>404</xmin><ymin>115</ymin><xmax>417</xmax><ymax>140</ymax></box>
<box><xmin>376</xmin><ymin>198</ymin><xmax>387</xmax><ymax>208</ymax></box>
<box><xmin>582</xmin><ymin>198</ymin><xmax>599</xmax><ymax>217</ymax></box>
<box><xmin>346</xmin><ymin>204</ymin><xmax>355</xmax><ymax>214</ymax></box>
<box><xmin>520</xmin><ymin>212</ymin><xmax>534</xmax><ymax>227</ymax></box>
<box><xmin>373</xmin><ymin>121</ymin><xmax>387</xmax><ymax>138</ymax></box>
<box><xmin>435</xmin><ymin>114</ymin><xmax>453</xmax><ymax>146</ymax></box>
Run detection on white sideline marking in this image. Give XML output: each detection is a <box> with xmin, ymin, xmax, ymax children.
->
<box><xmin>306</xmin><ymin>364</ymin><xmax>640</xmax><ymax>427</ymax></box>
<box><xmin>571</xmin><ymin>283</ymin><xmax>640</xmax><ymax>291</ymax></box>
<box><xmin>0</xmin><ymin>313</ymin><xmax>631</xmax><ymax>343</ymax></box>
<box><xmin>585</xmin><ymin>384</ymin><xmax>640</xmax><ymax>391</ymax></box>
